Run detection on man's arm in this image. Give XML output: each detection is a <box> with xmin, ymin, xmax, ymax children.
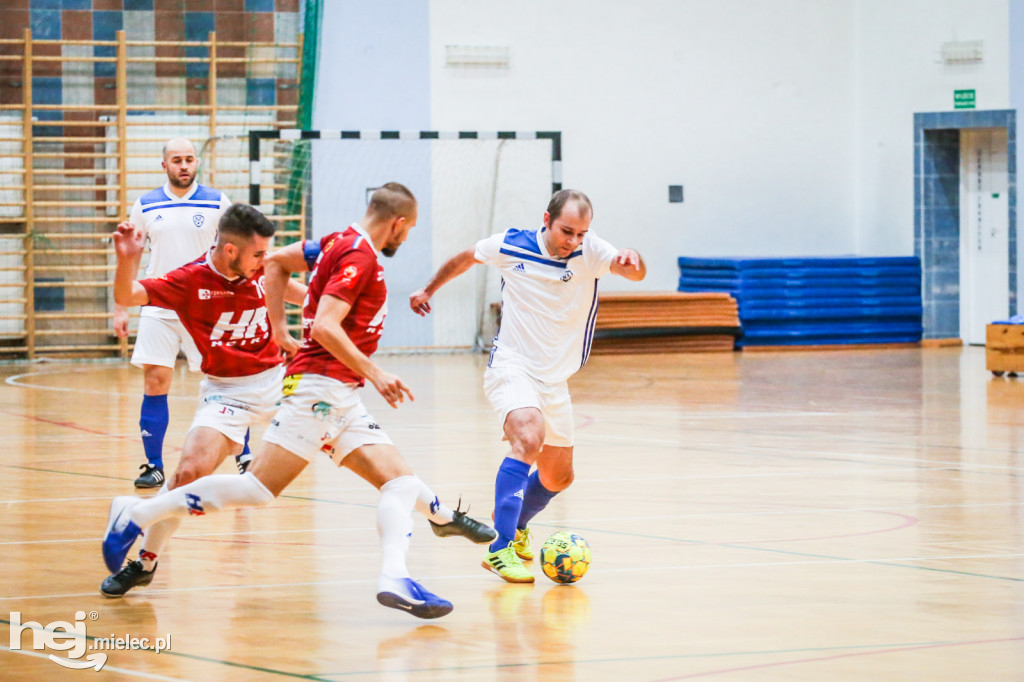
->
<box><xmin>409</xmin><ymin>246</ymin><xmax>481</xmax><ymax>316</ymax></box>
<box><xmin>112</xmin><ymin>222</ymin><xmax>151</xmax><ymax>307</ymax></box>
<box><xmin>609</xmin><ymin>248</ymin><xmax>647</xmax><ymax>282</ymax></box>
<box><xmin>264</xmin><ymin>241</ymin><xmax>311</xmax><ymax>358</ymax></box>
<box><xmin>311</xmin><ymin>295</ymin><xmax>413</xmax><ymax>408</ymax></box>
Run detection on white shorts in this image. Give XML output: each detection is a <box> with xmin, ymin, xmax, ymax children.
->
<box><xmin>262</xmin><ymin>373</ymin><xmax>393</xmax><ymax>464</ymax></box>
<box><xmin>190</xmin><ymin>366</ymin><xmax>285</xmax><ymax>445</ymax></box>
<box><xmin>131</xmin><ymin>314</ymin><xmax>202</xmax><ymax>372</ymax></box>
<box><xmin>483</xmin><ymin>365</ymin><xmax>574</xmax><ymax>447</ymax></box>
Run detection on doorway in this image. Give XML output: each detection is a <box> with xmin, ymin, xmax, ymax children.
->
<box><xmin>913</xmin><ymin>109</ymin><xmax>1017</xmax><ymax>341</ymax></box>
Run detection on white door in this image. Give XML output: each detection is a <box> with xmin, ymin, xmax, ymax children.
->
<box><xmin>959</xmin><ymin>127</ymin><xmax>1009</xmax><ymax>345</ymax></box>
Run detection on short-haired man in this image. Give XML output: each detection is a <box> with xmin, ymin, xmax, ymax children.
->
<box><xmin>113</xmin><ymin>138</ymin><xmax>254</xmax><ymax>488</ymax></box>
<box><xmin>410</xmin><ymin>189</ymin><xmax>646</xmax><ymax>582</ymax></box>
<box><xmin>101</xmin><ymin>203</ymin><xmax>304</xmax><ymax>597</ymax></box>
<box><xmin>102</xmin><ymin>183</ymin><xmax>496</xmax><ymax>618</ymax></box>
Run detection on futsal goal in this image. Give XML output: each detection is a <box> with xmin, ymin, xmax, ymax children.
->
<box><xmin>246</xmin><ymin>129</ymin><xmax>561</xmax><ymax>353</ymax></box>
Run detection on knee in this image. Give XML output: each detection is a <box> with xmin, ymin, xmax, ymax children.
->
<box><xmin>170</xmin><ymin>464</ymin><xmax>202</xmax><ymax>489</ymax></box>
<box><xmin>511</xmin><ymin>432</ymin><xmax>545</xmax><ymax>460</ymax></box>
<box><xmin>544</xmin><ymin>467</ymin><xmax>574</xmax><ymax>492</ymax></box>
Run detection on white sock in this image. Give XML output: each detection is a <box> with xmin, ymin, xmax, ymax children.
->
<box><xmin>131</xmin><ymin>472</ymin><xmax>274</xmax><ymax>529</ymax></box>
<box><xmin>412</xmin><ymin>477</ymin><xmax>454</xmax><ymax>525</ymax></box>
<box><xmin>137</xmin><ymin>483</ymin><xmax>179</xmax><ymax>571</ymax></box>
<box><xmin>378</xmin><ymin>476</ymin><xmax>418</xmax><ymax>581</ymax></box>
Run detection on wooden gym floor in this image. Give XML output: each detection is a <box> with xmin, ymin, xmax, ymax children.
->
<box><xmin>0</xmin><ymin>346</ymin><xmax>1022</xmax><ymax>681</ymax></box>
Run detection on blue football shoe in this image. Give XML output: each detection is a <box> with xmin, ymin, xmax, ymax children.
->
<box><xmin>102</xmin><ymin>496</ymin><xmax>142</xmax><ymax>573</ymax></box>
<box><xmin>376</xmin><ymin>577</ymin><xmax>454</xmax><ymax>619</ymax></box>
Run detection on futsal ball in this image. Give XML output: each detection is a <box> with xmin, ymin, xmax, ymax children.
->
<box><xmin>540</xmin><ymin>531</ymin><xmax>591</xmax><ymax>584</ymax></box>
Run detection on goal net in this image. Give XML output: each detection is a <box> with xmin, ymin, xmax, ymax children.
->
<box><xmin>250</xmin><ymin>130</ymin><xmax>559</xmax><ymax>353</ymax></box>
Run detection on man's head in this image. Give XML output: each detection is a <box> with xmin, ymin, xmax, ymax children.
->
<box><xmin>366</xmin><ymin>182</ymin><xmax>418</xmax><ymax>257</ymax></box>
<box><xmin>162</xmin><ymin>138</ymin><xmax>199</xmax><ymax>190</ymax></box>
<box><xmin>542</xmin><ymin>189</ymin><xmax>593</xmax><ymax>258</ymax></box>
<box><xmin>215</xmin><ymin>204</ymin><xmax>276</xmax><ymax>279</ymax></box>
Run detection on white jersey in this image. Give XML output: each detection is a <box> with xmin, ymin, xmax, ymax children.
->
<box><xmin>475</xmin><ymin>226</ymin><xmax>619</xmax><ymax>383</ymax></box>
<box><xmin>129</xmin><ymin>182</ymin><xmax>230</xmax><ymax>319</ymax></box>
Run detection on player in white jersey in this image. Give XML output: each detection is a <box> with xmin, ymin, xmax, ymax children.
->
<box><xmin>410</xmin><ymin>189</ymin><xmax>646</xmax><ymax>582</ymax></box>
<box><xmin>112</xmin><ymin>138</ymin><xmax>243</xmax><ymax>489</ymax></box>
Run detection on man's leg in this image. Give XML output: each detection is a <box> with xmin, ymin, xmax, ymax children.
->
<box><xmin>513</xmin><ymin>446</ymin><xmax>573</xmax><ymax>560</ymax></box>
<box><xmin>136</xmin><ymin>364</ymin><xmax>173</xmax><ymax>488</ymax></box>
<box><xmin>102</xmin><ymin>442</ymin><xmax>306</xmax><ymax>575</ymax></box>
<box><xmin>102</xmin><ymin>426</ymin><xmax>241</xmax><ymax>597</ymax></box>
<box><xmin>481</xmin><ymin>407</ymin><xmax>543</xmax><ymax>583</ymax></box>
<box><xmin>341</xmin><ymin>445</ymin><xmax>454</xmax><ymax>619</ymax></box>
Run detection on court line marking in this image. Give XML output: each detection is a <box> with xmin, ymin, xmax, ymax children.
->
<box><xmin>651</xmin><ymin>636</ymin><xmax>1024</xmax><ymax>680</ymax></box>
<box><xmin>557</xmin><ymin>523</ymin><xmax>1024</xmax><ymax>583</ymax></box>
<box><xmin>0</xmin><ymin>644</ymin><xmax>187</xmax><ymax>680</ymax></box>
<box><xmin>3</xmin><ymin>546</ymin><xmax>1023</xmax><ymax>604</ymax></box>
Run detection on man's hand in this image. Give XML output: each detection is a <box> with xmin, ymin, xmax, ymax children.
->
<box><xmin>274</xmin><ymin>328</ymin><xmax>302</xmax><ymax>359</ymax></box>
<box><xmin>615</xmin><ymin>248</ymin><xmax>642</xmax><ymax>270</ymax></box>
<box><xmin>112</xmin><ymin>221</ymin><xmax>145</xmax><ymax>261</ymax></box>
<box><xmin>409</xmin><ymin>288</ymin><xmax>432</xmax><ymax>317</ymax></box>
<box><xmin>112</xmin><ymin>307</ymin><xmax>129</xmax><ymax>339</ymax></box>
<box><xmin>368</xmin><ymin>368</ymin><xmax>415</xmax><ymax>409</ymax></box>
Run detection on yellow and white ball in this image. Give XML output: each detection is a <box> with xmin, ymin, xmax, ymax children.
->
<box><xmin>540</xmin><ymin>531</ymin><xmax>591</xmax><ymax>583</ymax></box>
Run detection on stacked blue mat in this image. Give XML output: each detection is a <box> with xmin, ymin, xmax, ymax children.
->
<box><xmin>677</xmin><ymin>256</ymin><xmax>923</xmax><ymax>347</ymax></box>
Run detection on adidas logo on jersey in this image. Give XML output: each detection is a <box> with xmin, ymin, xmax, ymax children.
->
<box><xmin>140</xmin><ymin>429</ymin><xmax>153</xmax><ymax>437</ymax></box>
<box><xmin>513</xmin><ymin>489</ymin><xmax>525</xmax><ymax>499</ymax></box>
<box><xmin>513</xmin><ymin>263</ymin><xmax>526</xmax><ymax>273</ymax></box>
<box><xmin>153</xmin><ymin>215</ymin><xmax>164</xmax><ymax>222</ymax></box>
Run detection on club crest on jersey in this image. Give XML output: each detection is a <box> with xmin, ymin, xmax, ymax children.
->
<box><xmin>338</xmin><ymin>264</ymin><xmax>359</xmax><ymax>287</ymax></box>
<box><xmin>561</xmin><ymin>270</ymin><xmax>574</xmax><ymax>282</ymax></box>
<box><xmin>192</xmin><ymin>213</ymin><xmax>205</xmax><ymax>228</ymax></box>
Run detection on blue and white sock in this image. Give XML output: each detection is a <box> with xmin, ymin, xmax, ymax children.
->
<box><xmin>489</xmin><ymin>457</ymin><xmax>530</xmax><ymax>552</ymax></box>
<box><xmin>518</xmin><ymin>470</ymin><xmax>557</xmax><ymax>529</ymax></box>
<box><xmin>139</xmin><ymin>394</ymin><xmax>168</xmax><ymax>469</ymax></box>
<box><xmin>236</xmin><ymin>429</ymin><xmax>252</xmax><ymax>466</ymax></box>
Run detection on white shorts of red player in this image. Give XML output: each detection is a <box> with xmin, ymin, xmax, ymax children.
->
<box><xmin>131</xmin><ymin>314</ymin><xmax>202</xmax><ymax>371</ymax></box>
<box><xmin>191</xmin><ymin>365</ymin><xmax>284</xmax><ymax>445</ymax></box>
<box><xmin>263</xmin><ymin>373</ymin><xmax>392</xmax><ymax>462</ymax></box>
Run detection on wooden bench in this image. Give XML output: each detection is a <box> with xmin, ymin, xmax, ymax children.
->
<box><xmin>590</xmin><ymin>292</ymin><xmax>741</xmax><ymax>354</ymax></box>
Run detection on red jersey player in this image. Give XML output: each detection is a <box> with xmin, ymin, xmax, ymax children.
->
<box><xmin>102</xmin><ymin>184</ymin><xmax>496</xmax><ymax>619</ymax></box>
<box><xmin>100</xmin><ymin>203</ymin><xmax>306</xmax><ymax>597</ymax></box>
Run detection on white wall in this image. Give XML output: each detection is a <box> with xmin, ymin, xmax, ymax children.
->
<box><xmin>313</xmin><ymin>1</ymin><xmax>1016</xmax><ymax>297</ymax></box>
<box><xmin>853</xmin><ymin>0</ymin><xmax>1011</xmax><ymax>255</ymax></box>
<box><xmin>430</xmin><ymin>0</ymin><xmax>860</xmax><ymax>291</ymax></box>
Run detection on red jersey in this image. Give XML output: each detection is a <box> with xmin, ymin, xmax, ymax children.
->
<box><xmin>286</xmin><ymin>225</ymin><xmax>386</xmax><ymax>385</ymax></box>
<box><xmin>140</xmin><ymin>256</ymin><xmax>281</xmax><ymax>378</ymax></box>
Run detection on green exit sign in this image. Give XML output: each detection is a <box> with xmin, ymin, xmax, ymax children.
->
<box><xmin>954</xmin><ymin>89</ymin><xmax>976</xmax><ymax>109</ymax></box>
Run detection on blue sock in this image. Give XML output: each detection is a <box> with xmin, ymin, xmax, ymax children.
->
<box><xmin>139</xmin><ymin>394</ymin><xmax>168</xmax><ymax>469</ymax></box>
<box><xmin>489</xmin><ymin>457</ymin><xmax>530</xmax><ymax>552</ymax></box>
<box><xmin>518</xmin><ymin>470</ymin><xmax>558</xmax><ymax>530</ymax></box>
<box><xmin>237</xmin><ymin>429</ymin><xmax>251</xmax><ymax>460</ymax></box>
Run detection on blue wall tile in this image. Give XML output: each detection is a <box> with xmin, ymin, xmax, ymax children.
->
<box><xmin>31</xmin><ymin>0</ymin><xmax>62</xmax><ymax>10</ymax></box>
<box><xmin>34</xmin><ymin>278</ymin><xmax>64</xmax><ymax>313</ymax></box>
<box><xmin>185</xmin><ymin>12</ymin><xmax>214</xmax><ymax>78</ymax></box>
<box><xmin>246</xmin><ymin>78</ymin><xmax>276</xmax><ymax>105</ymax></box>
<box><xmin>125</xmin><ymin>0</ymin><xmax>155</xmax><ymax>9</ymax></box>
<box><xmin>30</xmin><ymin>10</ymin><xmax>61</xmax><ymax>40</ymax></box>
<box><xmin>32</xmin><ymin>77</ymin><xmax>62</xmax><ymax>137</ymax></box>
<box><xmin>93</xmin><ymin>11</ymin><xmax>123</xmax><ymax>78</ymax></box>
<box><xmin>62</xmin><ymin>0</ymin><xmax>92</xmax><ymax>10</ymax></box>
<box><xmin>246</xmin><ymin>0</ymin><xmax>275</xmax><ymax>11</ymax></box>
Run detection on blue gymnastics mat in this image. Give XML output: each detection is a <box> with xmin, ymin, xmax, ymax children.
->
<box><xmin>677</xmin><ymin>256</ymin><xmax>923</xmax><ymax>347</ymax></box>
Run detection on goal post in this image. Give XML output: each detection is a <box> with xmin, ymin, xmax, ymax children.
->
<box><xmin>246</xmin><ymin>128</ymin><xmax>562</xmax><ymax>353</ymax></box>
